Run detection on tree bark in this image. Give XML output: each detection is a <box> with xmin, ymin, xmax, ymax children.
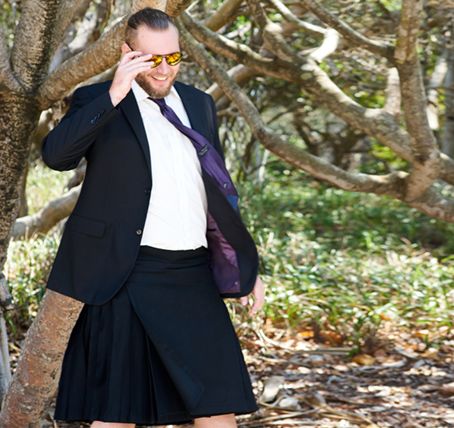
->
<box><xmin>0</xmin><ymin>290</ymin><xmax>83</xmax><ymax>428</ymax></box>
<box><xmin>442</xmin><ymin>21</ymin><xmax>454</xmax><ymax>158</ymax></box>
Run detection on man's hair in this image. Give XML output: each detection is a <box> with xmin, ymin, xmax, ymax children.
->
<box><xmin>125</xmin><ymin>8</ymin><xmax>178</xmax><ymax>47</ymax></box>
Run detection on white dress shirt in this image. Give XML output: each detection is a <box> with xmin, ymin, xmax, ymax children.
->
<box><xmin>131</xmin><ymin>79</ymin><xmax>208</xmax><ymax>250</ymax></box>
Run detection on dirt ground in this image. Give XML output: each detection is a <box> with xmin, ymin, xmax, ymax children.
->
<box><xmin>232</xmin><ymin>322</ymin><xmax>454</xmax><ymax>428</ymax></box>
<box><xmin>44</xmin><ymin>322</ymin><xmax>454</xmax><ymax>428</ymax></box>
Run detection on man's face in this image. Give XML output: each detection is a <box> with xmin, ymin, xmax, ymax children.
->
<box><xmin>125</xmin><ymin>25</ymin><xmax>181</xmax><ymax>98</ymax></box>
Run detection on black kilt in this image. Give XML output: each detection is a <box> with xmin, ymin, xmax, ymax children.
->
<box><xmin>53</xmin><ymin>245</ymin><xmax>259</xmax><ymax>426</ymax></box>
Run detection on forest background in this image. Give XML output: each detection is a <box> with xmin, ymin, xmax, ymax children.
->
<box><xmin>0</xmin><ymin>0</ymin><xmax>453</xmax><ymax>426</ymax></box>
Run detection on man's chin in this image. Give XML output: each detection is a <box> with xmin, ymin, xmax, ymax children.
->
<box><xmin>136</xmin><ymin>76</ymin><xmax>176</xmax><ymax>98</ymax></box>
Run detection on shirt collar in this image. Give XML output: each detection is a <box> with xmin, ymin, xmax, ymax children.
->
<box><xmin>131</xmin><ymin>79</ymin><xmax>178</xmax><ymax>105</ymax></box>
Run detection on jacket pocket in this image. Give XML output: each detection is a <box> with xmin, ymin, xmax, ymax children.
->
<box><xmin>68</xmin><ymin>214</ymin><xmax>106</xmax><ymax>238</ymax></box>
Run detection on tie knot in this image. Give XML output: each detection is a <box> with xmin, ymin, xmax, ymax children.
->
<box><xmin>148</xmin><ymin>97</ymin><xmax>166</xmax><ymax>109</ymax></box>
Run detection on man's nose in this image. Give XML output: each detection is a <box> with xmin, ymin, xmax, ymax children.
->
<box><xmin>156</xmin><ymin>58</ymin><xmax>170</xmax><ymax>73</ymax></box>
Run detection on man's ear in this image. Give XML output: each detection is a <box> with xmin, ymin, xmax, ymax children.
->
<box><xmin>121</xmin><ymin>42</ymin><xmax>132</xmax><ymax>54</ymax></box>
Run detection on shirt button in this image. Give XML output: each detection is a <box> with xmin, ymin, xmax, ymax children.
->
<box><xmin>136</xmin><ymin>229</ymin><xmax>142</xmax><ymax>235</ymax></box>
<box><xmin>223</xmin><ymin>182</ymin><xmax>228</xmax><ymax>188</ymax></box>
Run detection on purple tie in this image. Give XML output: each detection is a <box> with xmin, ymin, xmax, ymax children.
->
<box><xmin>149</xmin><ymin>96</ymin><xmax>239</xmax><ymax>211</ymax></box>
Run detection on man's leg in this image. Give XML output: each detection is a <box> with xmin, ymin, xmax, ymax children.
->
<box><xmin>194</xmin><ymin>413</ymin><xmax>237</xmax><ymax>428</ymax></box>
<box><xmin>90</xmin><ymin>422</ymin><xmax>135</xmax><ymax>428</ymax></box>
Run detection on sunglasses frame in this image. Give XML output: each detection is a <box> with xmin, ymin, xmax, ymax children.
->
<box><xmin>148</xmin><ymin>52</ymin><xmax>182</xmax><ymax>68</ymax></box>
<box><xmin>125</xmin><ymin>42</ymin><xmax>183</xmax><ymax>68</ymax></box>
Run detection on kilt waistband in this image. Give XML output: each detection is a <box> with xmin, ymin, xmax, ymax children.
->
<box><xmin>138</xmin><ymin>245</ymin><xmax>209</xmax><ymax>261</ymax></box>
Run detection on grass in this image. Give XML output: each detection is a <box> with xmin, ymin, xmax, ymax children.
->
<box><xmin>4</xmin><ymin>158</ymin><xmax>454</xmax><ymax>353</ymax></box>
<box><xmin>237</xmin><ymin>160</ymin><xmax>454</xmax><ymax>352</ymax></box>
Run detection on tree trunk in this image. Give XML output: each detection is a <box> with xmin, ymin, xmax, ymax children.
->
<box><xmin>17</xmin><ymin>161</ymin><xmax>29</xmax><ymax>218</ymax></box>
<box><xmin>0</xmin><ymin>93</ymin><xmax>41</xmax><ymax>408</ymax></box>
<box><xmin>442</xmin><ymin>22</ymin><xmax>454</xmax><ymax>158</ymax></box>
<box><xmin>0</xmin><ymin>290</ymin><xmax>83</xmax><ymax>427</ymax></box>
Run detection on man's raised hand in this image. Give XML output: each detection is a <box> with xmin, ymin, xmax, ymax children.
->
<box><xmin>109</xmin><ymin>44</ymin><xmax>154</xmax><ymax>107</ymax></box>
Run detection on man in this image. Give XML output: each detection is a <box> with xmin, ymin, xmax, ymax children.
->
<box><xmin>42</xmin><ymin>7</ymin><xmax>265</xmax><ymax>428</ymax></box>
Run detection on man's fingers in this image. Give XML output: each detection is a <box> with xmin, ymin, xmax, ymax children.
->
<box><xmin>124</xmin><ymin>53</ymin><xmax>155</xmax><ymax>66</ymax></box>
<box><xmin>250</xmin><ymin>298</ymin><xmax>264</xmax><ymax>314</ymax></box>
<box><xmin>119</xmin><ymin>50</ymin><xmax>143</xmax><ymax>64</ymax></box>
<box><xmin>119</xmin><ymin>51</ymin><xmax>154</xmax><ymax>66</ymax></box>
<box><xmin>124</xmin><ymin>62</ymin><xmax>156</xmax><ymax>73</ymax></box>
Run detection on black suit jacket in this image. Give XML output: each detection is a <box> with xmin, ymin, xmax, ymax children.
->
<box><xmin>41</xmin><ymin>79</ymin><xmax>259</xmax><ymax>305</ymax></box>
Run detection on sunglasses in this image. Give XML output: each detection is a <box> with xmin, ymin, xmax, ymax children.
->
<box><xmin>149</xmin><ymin>51</ymin><xmax>182</xmax><ymax>67</ymax></box>
<box><xmin>126</xmin><ymin>43</ymin><xmax>182</xmax><ymax>68</ymax></box>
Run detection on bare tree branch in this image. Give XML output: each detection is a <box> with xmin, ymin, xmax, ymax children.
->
<box><xmin>10</xmin><ymin>0</ymin><xmax>61</xmax><ymax>91</ymax></box>
<box><xmin>204</xmin><ymin>0</ymin><xmax>243</xmax><ymax>31</ymax></box>
<box><xmin>384</xmin><ymin>67</ymin><xmax>401</xmax><ymax>116</ymax></box>
<box><xmin>268</xmin><ymin>0</ymin><xmax>308</xmax><ymax>28</ymax></box>
<box><xmin>180</xmin><ymin>12</ymin><xmax>300</xmax><ymax>82</ymax></box>
<box><xmin>308</xmin><ymin>28</ymin><xmax>340</xmax><ymax>62</ymax></box>
<box><xmin>247</xmin><ymin>0</ymin><xmax>297</xmax><ymax>62</ymax></box>
<box><xmin>407</xmin><ymin>185</ymin><xmax>454</xmax><ymax>221</ymax></box>
<box><xmin>36</xmin><ymin>0</ymin><xmax>164</xmax><ymax>109</ymax></box>
<box><xmin>49</xmin><ymin>0</ymin><xmax>113</xmax><ymax>74</ymax></box>
<box><xmin>49</xmin><ymin>0</ymin><xmax>93</xmax><ymax>64</ymax></box>
<box><xmin>36</xmin><ymin>16</ymin><xmax>127</xmax><ymax>110</ymax></box>
<box><xmin>297</xmin><ymin>62</ymin><xmax>454</xmax><ymax>187</ymax></box>
<box><xmin>177</xmin><ymin>14</ymin><xmax>454</xmax><ymax>221</ymax></box>
<box><xmin>254</xmin><ymin>0</ymin><xmax>339</xmax><ymax>62</ymax></box>
<box><xmin>301</xmin><ymin>0</ymin><xmax>394</xmax><ymax>61</ymax></box>
<box><xmin>182</xmin><ymin>10</ymin><xmax>454</xmax><ymax>187</ymax></box>
<box><xmin>207</xmin><ymin>64</ymin><xmax>258</xmax><ymax>102</ymax></box>
<box><xmin>426</xmin><ymin>50</ymin><xmax>447</xmax><ymax>130</ymax></box>
<box><xmin>267</xmin><ymin>0</ymin><xmax>322</xmax><ymax>33</ymax></box>
<box><xmin>176</xmin><ymin>16</ymin><xmax>407</xmax><ymax>195</ymax></box>
<box><xmin>12</xmin><ymin>185</ymin><xmax>81</xmax><ymax>240</ymax></box>
<box><xmin>166</xmin><ymin>0</ymin><xmax>194</xmax><ymax>17</ymax></box>
<box><xmin>395</xmin><ymin>0</ymin><xmax>441</xmax><ymax>200</ymax></box>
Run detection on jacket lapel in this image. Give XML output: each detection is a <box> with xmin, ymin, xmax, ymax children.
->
<box><xmin>118</xmin><ymin>80</ymin><xmax>207</xmax><ymax>176</ymax></box>
<box><xmin>119</xmin><ymin>90</ymin><xmax>151</xmax><ymax>174</ymax></box>
<box><xmin>173</xmin><ymin>81</ymin><xmax>206</xmax><ymax>133</ymax></box>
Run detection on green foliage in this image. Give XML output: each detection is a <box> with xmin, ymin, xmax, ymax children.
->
<box><xmin>5</xmin><ymin>159</ymin><xmax>454</xmax><ymax>353</ymax></box>
<box><xmin>363</xmin><ymin>141</ymin><xmax>409</xmax><ymax>173</ymax></box>
<box><xmin>238</xmin><ymin>158</ymin><xmax>454</xmax><ymax>351</ymax></box>
<box><xmin>5</xmin><ymin>232</ymin><xmax>59</xmax><ymax>341</ymax></box>
<box><xmin>4</xmin><ymin>159</ymin><xmax>71</xmax><ymax>342</ymax></box>
<box><xmin>0</xmin><ymin>1</ymin><xmax>20</xmax><ymax>48</ymax></box>
<box><xmin>26</xmin><ymin>161</ymin><xmax>73</xmax><ymax>215</ymax></box>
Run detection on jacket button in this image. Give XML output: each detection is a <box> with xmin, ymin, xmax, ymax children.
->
<box><xmin>144</xmin><ymin>189</ymin><xmax>151</xmax><ymax>194</ymax></box>
<box><xmin>136</xmin><ymin>229</ymin><xmax>142</xmax><ymax>235</ymax></box>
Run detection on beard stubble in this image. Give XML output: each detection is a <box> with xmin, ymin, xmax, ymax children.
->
<box><xmin>135</xmin><ymin>72</ymin><xmax>178</xmax><ymax>99</ymax></box>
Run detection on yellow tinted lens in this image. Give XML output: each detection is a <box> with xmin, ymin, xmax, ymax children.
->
<box><xmin>166</xmin><ymin>52</ymin><xmax>182</xmax><ymax>65</ymax></box>
<box><xmin>150</xmin><ymin>55</ymin><xmax>163</xmax><ymax>67</ymax></box>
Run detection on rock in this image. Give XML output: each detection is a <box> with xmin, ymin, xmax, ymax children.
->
<box><xmin>276</xmin><ymin>395</ymin><xmax>300</xmax><ymax>410</ymax></box>
<box><xmin>259</xmin><ymin>375</ymin><xmax>285</xmax><ymax>403</ymax></box>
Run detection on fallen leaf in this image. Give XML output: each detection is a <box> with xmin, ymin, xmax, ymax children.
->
<box><xmin>439</xmin><ymin>382</ymin><xmax>454</xmax><ymax>396</ymax></box>
<box><xmin>352</xmin><ymin>354</ymin><xmax>375</xmax><ymax>365</ymax></box>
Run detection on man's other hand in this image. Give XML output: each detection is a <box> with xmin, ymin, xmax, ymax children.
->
<box><xmin>240</xmin><ymin>275</ymin><xmax>265</xmax><ymax>316</ymax></box>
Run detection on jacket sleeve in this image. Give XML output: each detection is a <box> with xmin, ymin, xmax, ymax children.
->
<box><xmin>41</xmin><ymin>86</ymin><xmax>120</xmax><ymax>171</ymax></box>
<box><xmin>207</xmin><ymin>94</ymin><xmax>226</xmax><ymax>163</ymax></box>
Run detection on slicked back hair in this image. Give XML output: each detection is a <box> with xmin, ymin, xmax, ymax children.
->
<box><xmin>125</xmin><ymin>8</ymin><xmax>178</xmax><ymax>48</ymax></box>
